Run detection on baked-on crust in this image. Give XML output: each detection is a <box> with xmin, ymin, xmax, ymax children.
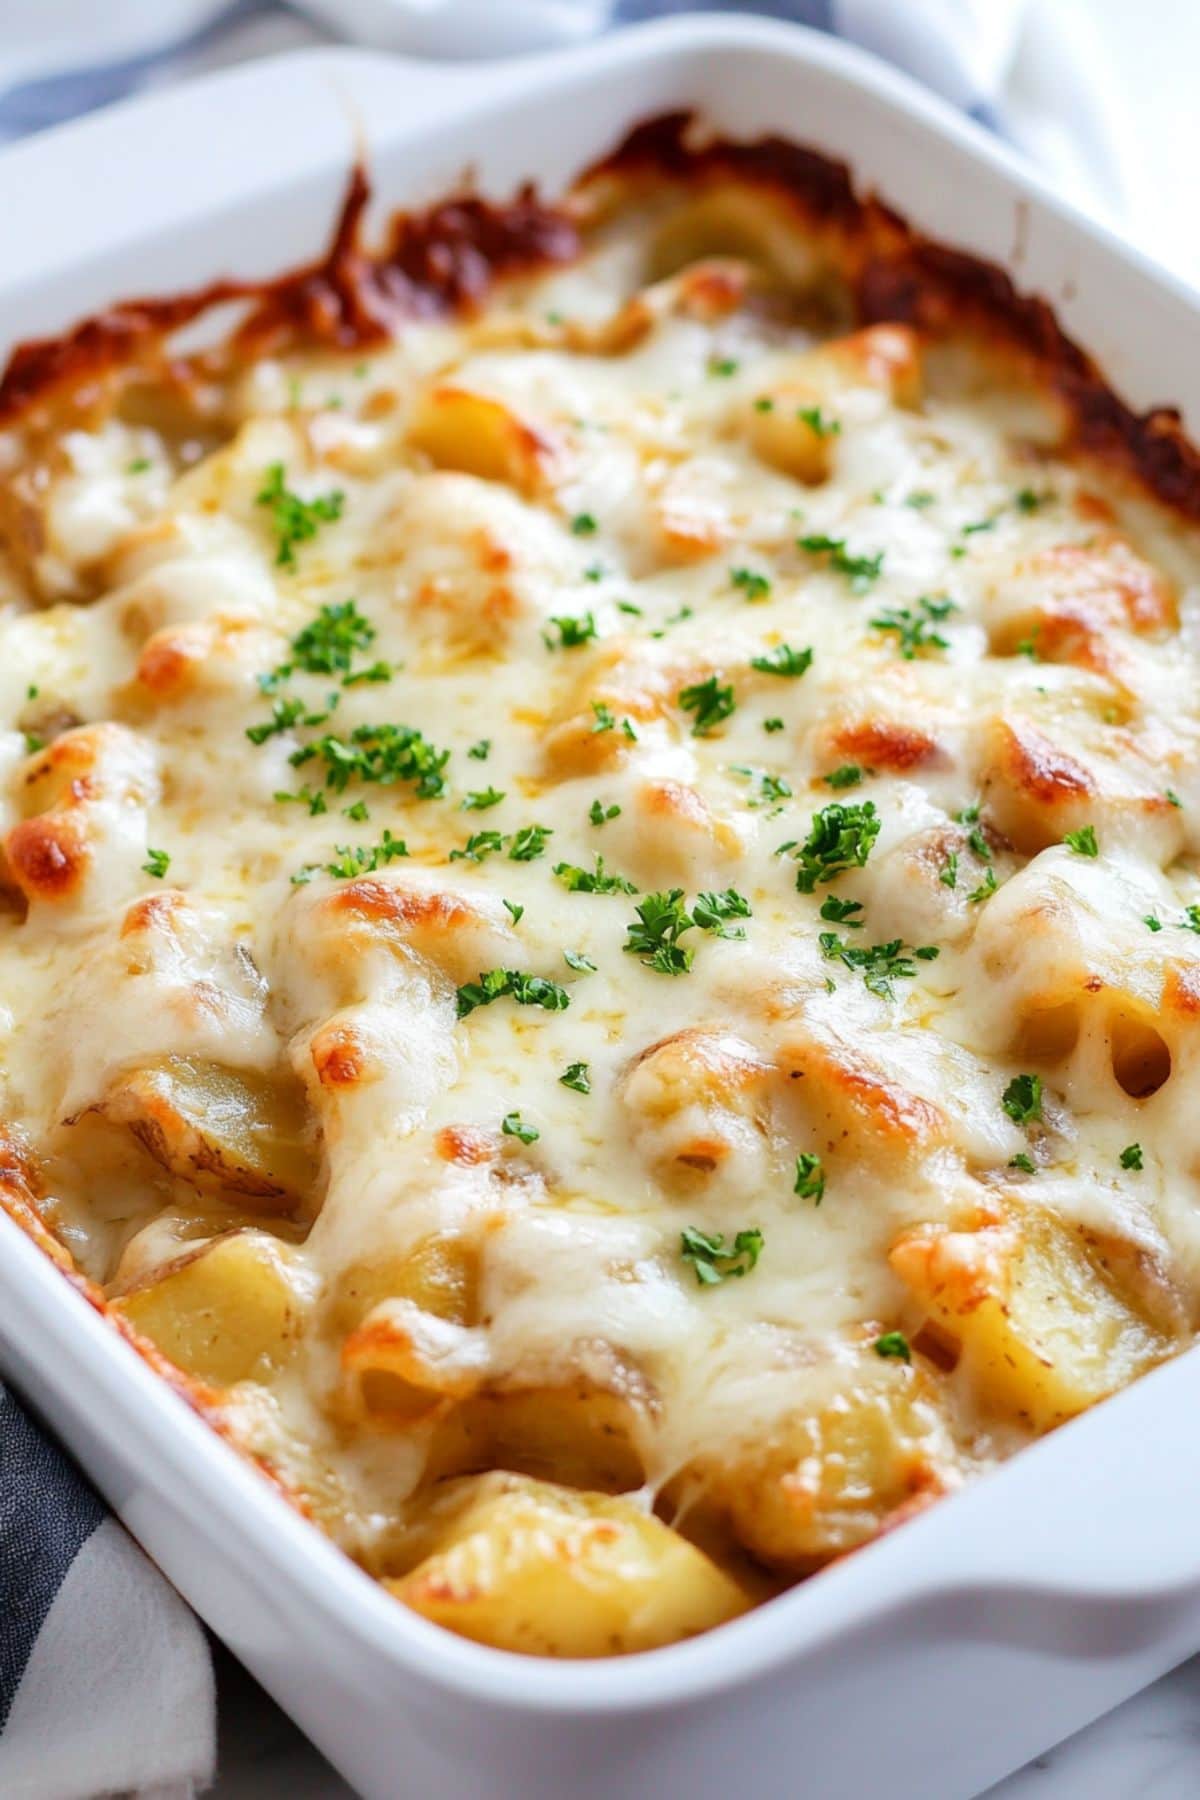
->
<box><xmin>2</xmin><ymin>114</ymin><xmax>1200</xmax><ymax>1657</ymax></box>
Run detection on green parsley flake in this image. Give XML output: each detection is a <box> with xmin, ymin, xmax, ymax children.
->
<box><xmin>142</xmin><ymin>848</ymin><xmax>170</xmax><ymax>879</ymax></box>
<box><xmin>680</xmin><ymin>1226</ymin><xmax>763</xmax><ymax>1286</ymax></box>
<box><xmin>793</xmin><ymin>1152</ymin><xmax>825</xmax><ymax>1203</ymax></box>
<box><xmin>824</xmin><ymin>764</ymin><xmax>864</xmax><ymax>790</ymax></box>
<box><xmin>707</xmin><ymin>355</ymin><xmax>739</xmax><ymax>378</ymax></box>
<box><xmin>560</xmin><ymin>1062</ymin><xmax>591</xmax><ymax>1094</ymax></box>
<box><xmin>796</xmin><ymin>405</ymin><xmax>840</xmax><ymax>438</ymax></box>
<box><xmin>874</xmin><ymin>1332</ymin><xmax>911</xmax><ymax>1361</ymax></box>
<box><xmin>798</xmin><ymin>533</ymin><xmax>884</xmax><ymax>591</ymax></box>
<box><xmin>940</xmin><ymin>852</ymin><xmax>959</xmax><ymax>890</ymax></box>
<box><xmin>870</xmin><ymin>595</ymin><xmax>957</xmax><ymax>660</ymax></box>
<box><xmin>763</xmin><ymin>717</ymin><xmax>785</xmax><ymax>733</ymax></box>
<box><xmin>461</xmin><ymin>787</ymin><xmax>505</xmax><ymax>811</ymax></box>
<box><xmin>571</xmin><ymin>513</ymin><xmax>598</xmax><ymax>536</ymax></box>
<box><xmin>553</xmin><ymin>854</ymin><xmax>638</xmax><ymax>896</ymax></box>
<box><xmin>455</xmin><ymin>970</ymin><xmax>570</xmax><ymax>1019</ymax></box>
<box><xmin>256</xmin><ymin>463</ymin><xmax>344</xmax><ymax>567</ymax></box>
<box><xmin>467</xmin><ymin>739</ymin><xmax>491</xmax><ymax>760</ymax></box>
<box><xmin>544</xmin><ymin>611</ymin><xmax>598</xmax><ymax>650</ymax></box>
<box><xmin>290</xmin><ymin>722</ymin><xmax>449</xmax><ymax>799</ymax></box>
<box><xmin>563</xmin><ymin>950</ymin><xmax>596</xmax><ymax>973</ymax></box>
<box><xmin>450</xmin><ymin>830</ymin><xmax>505</xmax><ymax>864</ymax></box>
<box><xmin>791</xmin><ymin>801</ymin><xmax>880</xmax><ymax>893</ymax></box>
<box><xmin>503</xmin><ymin>899</ymin><xmax>524</xmax><ymax>925</ymax></box>
<box><xmin>1063</xmin><ymin>824</ymin><xmax>1099</xmax><ymax>857</ymax></box>
<box><xmin>819</xmin><ymin>932</ymin><xmax>936</xmax><ymax>1000</ymax></box>
<box><xmin>819</xmin><ymin>895</ymin><xmax>863</xmax><ymax>929</ymax></box>
<box><xmin>287</xmin><ymin>599</ymin><xmax>376</xmax><ymax>677</ymax></box>
<box><xmin>679</xmin><ymin>675</ymin><xmax>736</xmax><ymax>736</ymax></box>
<box><xmin>324</xmin><ymin>831</ymin><xmax>408</xmax><ymax>877</ymax></box>
<box><xmin>1002</xmin><ymin>1073</ymin><xmax>1043</xmax><ymax>1125</ymax></box>
<box><xmin>589</xmin><ymin>800</ymin><xmax>621</xmax><ymax>826</ymax></box>
<box><xmin>507</xmin><ymin>824</ymin><xmax>553</xmax><ymax>862</ymax></box>
<box><xmin>1120</xmin><ymin>1143</ymin><xmax>1144</xmax><ymax>1171</ymax></box>
<box><xmin>692</xmin><ymin>888</ymin><xmax>752</xmax><ymax>939</ymax></box>
<box><xmin>750</xmin><ymin>643</ymin><xmax>813</xmax><ymax>678</ymax></box>
<box><xmin>731</xmin><ymin>567</ymin><xmax>772</xmax><ymax>602</ymax></box>
<box><xmin>501</xmin><ymin>1111</ymin><xmax>539</xmax><ymax>1145</ymax></box>
<box><xmin>1008</xmin><ymin>1153</ymin><xmax>1036</xmax><ymax>1174</ymax></box>
<box><xmin>624</xmin><ymin>889</ymin><xmax>696</xmax><ymax>975</ymax></box>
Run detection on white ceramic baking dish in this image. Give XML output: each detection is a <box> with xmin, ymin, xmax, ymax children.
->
<box><xmin>5</xmin><ymin>17</ymin><xmax>1200</xmax><ymax>1798</ymax></box>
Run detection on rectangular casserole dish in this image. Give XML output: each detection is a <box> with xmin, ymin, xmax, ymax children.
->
<box><xmin>5</xmin><ymin>16</ymin><xmax>1200</xmax><ymax>1796</ymax></box>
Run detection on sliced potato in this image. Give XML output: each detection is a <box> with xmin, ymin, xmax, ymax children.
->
<box><xmin>891</xmin><ymin>1205</ymin><xmax>1175</xmax><ymax>1430</ymax></box>
<box><xmin>388</xmin><ymin>1472</ymin><xmax>748</xmax><ymax>1656</ymax></box>
<box><xmin>114</xmin><ymin>1228</ymin><xmax>309</xmax><ymax>1386</ymax></box>
<box><xmin>697</xmin><ymin>1351</ymin><xmax>949</xmax><ymax>1570</ymax></box>
<box><xmin>98</xmin><ymin>1055</ymin><xmax>315</xmax><ymax>1209</ymax></box>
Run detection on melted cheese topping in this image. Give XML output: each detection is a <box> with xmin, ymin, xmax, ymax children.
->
<box><xmin>5</xmin><ymin>191</ymin><xmax>1200</xmax><ymax>1650</ymax></box>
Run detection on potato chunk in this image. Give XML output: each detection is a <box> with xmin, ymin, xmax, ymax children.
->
<box><xmin>890</xmin><ymin>1206</ymin><xmax>1175</xmax><ymax>1430</ymax></box>
<box><xmin>114</xmin><ymin>1229</ymin><xmax>308</xmax><ymax>1386</ymax></box>
<box><xmin>388</xmin><ymin>1473</ymin><xmax>747</xmax><ymax>1656</ymax></box>
<box><xmin>406</xmin><ymin>386</ymin><xmax>556</xmax><ymax>496</ymax></box>
<box><xmin>99</xmin><ymin>1055</ymin><xmax>315</xmax><ymax>1209</ymax></box>
<box><xmin>698</xmin><ymin>1352</ymin><xmax>950</xmax><ymax>1570</ymax></box>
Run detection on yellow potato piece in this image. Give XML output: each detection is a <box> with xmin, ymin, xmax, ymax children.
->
<box><xmin>114</xmin><ymin>1229</ymin><xmax>308</xmax><ymax>1387</ymax></box>
<box><xmin>389</xmin><ymin>1473</ymin><xmax>748</xmax><ymax>1656</ymax></box>
<box><xmin>702</xmin><ymin>1354</ymin><xmax>947</xmax><ymax>1570</ymax></box>
<box><xmin>891</xmin><ymin>1207</ymin><xmax>1174</xmax><ymax>1430</ymax></box>
<box><xmin>100</xmin><ymin>1054</ymin><xmax>315</xmax><ymax>1209</ymax></box>
<box><xmin>406</xmin><ymin>386</ymin><xmax>553</xmax><ymax>496</ymax></box>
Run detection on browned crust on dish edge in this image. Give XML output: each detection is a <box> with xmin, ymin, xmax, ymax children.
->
<box><xmin>2</xmin><ymin>109</ymin><xmax>1198</xmax><ymax>525</ymax></box>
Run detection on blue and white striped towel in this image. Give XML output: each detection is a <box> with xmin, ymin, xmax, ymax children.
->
<box><xmin>0</xmin><ymin>4</ymin><xmax>1119</xmax><ymax>1795</ymax></box>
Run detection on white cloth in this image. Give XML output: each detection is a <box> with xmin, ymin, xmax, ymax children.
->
<box><xmin>0</xmin><ymin>5</ymin><xmax>1138</xmax><ymax>1797</ymax></box>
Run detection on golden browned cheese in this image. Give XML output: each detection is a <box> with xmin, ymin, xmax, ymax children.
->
<box><xmin>3</xmin><ymin>161</ymin><xmax>1200</xmax><ymax>1661</ymax></box>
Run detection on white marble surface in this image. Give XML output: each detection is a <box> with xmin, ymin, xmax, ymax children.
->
<box><xmin>210</xmin><ymin>1639</ymin><xmax>1200</xmax><ymax>1798</ymax></box>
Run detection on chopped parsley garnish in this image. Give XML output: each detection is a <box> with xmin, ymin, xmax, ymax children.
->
<box><xmin>22</xmin><ymin>733</ymin><xmax>44</xmax><ymax>754</ymax></box>
<box><xmin>286</xmin><ymin>599</ymin><xmax>376</xmax><ymax>677</ymax></box>
<box><xmin>571</xmin><ymin>513</ymin><xmax>598</xmax><ymax>536</ymax></box>
<box><xmin>1008</xmin><ymin>1153</ymin><xmax>1036</xmax><ymax>1174</ymax></box>
<box><xmin>680</xmin><ymin>1226</ymin><xmax>763</xmax><ymax>1286</ymax></box>
<box><xmin>1184</xmin><ymin>905</ymin><xmax>1200</xmax><ymax>935</ymax></box>
<box><xmin>874</xmin><ymin>1332</ymin><xmax>911</xmax><ymax>1361</ymax></box>
<box><xmin>968</xmin><ymin>867</ymin><xmax>998</xmax><ymax>905</ymax></box>
<box><xmin>940</xmin><ymin>852</ymin><xmax>959</xmax><ymax>889</ymax></box>
<box><xmin>624</xmin><ymin>889</ymin><xmax>696</xmax><ymax>975</ymax></box>
<box><xmin>693</xmin><ymin>887</ymin><xmax>752</xmax><ymax>939</ymax></box>
<box><xmin>731</xmin><ymin>765</ymin><xmax>792</xmax><ymax>809</ymax></box>
<box><xmin>1145</xmin><ymin>914</ymin><xmax>1163</xmax><ymax>933</ymax></box>
<box><xmin>343</xmin><ymin>800</ymin><xmax>370</xmax><ymax>822</ymax></box>
<box><xmin>584</xmin><ymin>563</ymin><xmax>604</xmax><ymax>582</ymax></box>
<box><xmin>290</xmin><ymin>722</ymin><xmax>449</xmax><ymax>799</ymax></box>
<box><xmin>247</xmin><ymin>696</ymin><xmax>310</xmax><ymax>745</ymax></box>
<box><xmin>750</xmin><ymin>643</ymin><xmax>813</xmax><ymax>678</ymax></box>
<box><xmin>544</xmin><ymin>611</ymin><xmax>598</xmax><ymax>650</ymax></box>
<box><xmin>455</xmin><ymin>969</ymin><xmax>570</xmax><ymax>1019</ymax></box>
<box><xmin>731</xmin><ymin>567</ymin><xmax>772</xmax><ymax>602</ymax></box>
<box><xmin>707</xmin><ymin>355</ymin><xmax>739</xmax><ymax>378</ymax></box>
<box><xmin>342</xmin><ymin>660</ymin><xmax>394</xmax><ymax>688</ymax></box>
<box><xmin>1166</xmin><ymin>788</ymin><xmax>1182</xmax><ymax>808</ymax></box>
<box><xmin>819</xmin><ymin>895</ymin><xmax>863</xmax><ymax>928</ymax></box>
<box><xmin>824</xmin><ymin>764</ymin><xmax>864</xmax><ymax>790</ymax></box>
<box><xmin>324</xmin><ymin>831</ymin><xmax>408</xmax><ymax>877</ymax></box>
<box><xmin>798</xmin><ymin>533</ymin><xmax>884</xmax><ymax>591</ymax></box>
<box><xmin>126</xmin><ymin>457</ymin><xmax>152</xmax><ymax>475</ymax></box>
<box><xmin>1063</xmin><ymin>824</ymin><xmax>1099</xmax><ymax>857</ymax></box>
<box><xmin>554</xmin><ymin>854</ymin><xmax>638</xmax><ymax>896</ymax></box>
<box><xmin>590</xmin><ymin>701</ymin><xmax>637</xmax><ymax>739</ymax></box>
<box><xmin>819</xmin><ymin>933</ymin><xmax>936</xmax><ymax>1000</ymax></box>
<box><xmin>467</xmin><ymin>739</ymin><xmax>491</xmax><ymax>761</ymax></box>
<box><xmin>1120</xmin><ymin>1143</ymin><xmax>1144</xmax><ymax>1171</ymax></box>
<box><xmin>679</xmin><ymin>675</ymin><xmax>736</xmax><ymax>736</ymax></box>
<box><xmin>793</xmin><ymin>1152</ymin><xmax>825</xmax><ymax>1203</ymax></box>
<box><xmin>906</xmin><ymin>490</ymin><xmax>936</xmax><ymax>510</ymax></box>
<box><xmin>274</xmin><ymin>785</ymin><xmax>329</xmax><ymax>814</ymax></box>
<box><xmin>796</xmin><ymin>405</ymin><xmax>840</xmax><ymax>438</ymax></box>
<box><xmin>961</xmin><ymin>517</ymin><xmax>996</xmax><ymax>537</ymax></box>
<box><xmin>1002</xmin><ymin>1072</ymin><xmax>1043</xmax><ymax>1125</ymax></box>
<box><xmin>1015</xmin><ymin>487</ymin><xmax>1051</xmax><ymax>514</ymax></box>
<box><xmin>560</xmin><ymin>1062</ymin><xmax>591</xmax><ymax>1094</ymax></box>
<box><xmin>753</xmin><ymin>396</ymin><xmax>774</xmax><ymax>413</ymax></box>
<box><xmin>763</xmin><ymin>717</ymin><xmax>785</xmax><ymax>734</ymax></box>
<box><xmin>501</xmin><ymin>1111</ymin><xmax>539</xmax><ymax>1145</ymax></box>
<box><xmin>256</xmin><ymin>462</ymin><xmax>344</xmax><ymax>567</ymax></box>
<box><xmin>791</xmin><ymin>800</ymin><xmax>880</xmax><ymax>893</ymax></box>
<box><xmin>563</xmin><ymin>949</ymin><xmax>596</xmax><ymax>973</ymax></box>
<box><xmin>450</xmin><ymin>830</ymin><xmax>505</xmax><ymax>864</ymax></box>
<box><xmin>870</xmin><ymin>595</ymin><xmax>957</xmax><ymax>660</ymax></box>
<box><xmin>589</xmin><ymin>799</ymin><xmax>621</xmax><ymax>826</ymax></box>
<box><xmin>503</xmin><ymin>899</ymin><xmax>524</xmax><ymax>925</ymax></box>
<box><xmin>507</xmin><ymin>823</ymin><xmax>553</xmax><ymax>862</ymax></box>
<box><xmin>461</xmin><ymin>786</ymin><xmax>505</xmax><ymax>811</ymax></box>
<box><xmin>142</xmin><ymin>848</ymin><xmax>170</xmax><ymax>879</ymax></box>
